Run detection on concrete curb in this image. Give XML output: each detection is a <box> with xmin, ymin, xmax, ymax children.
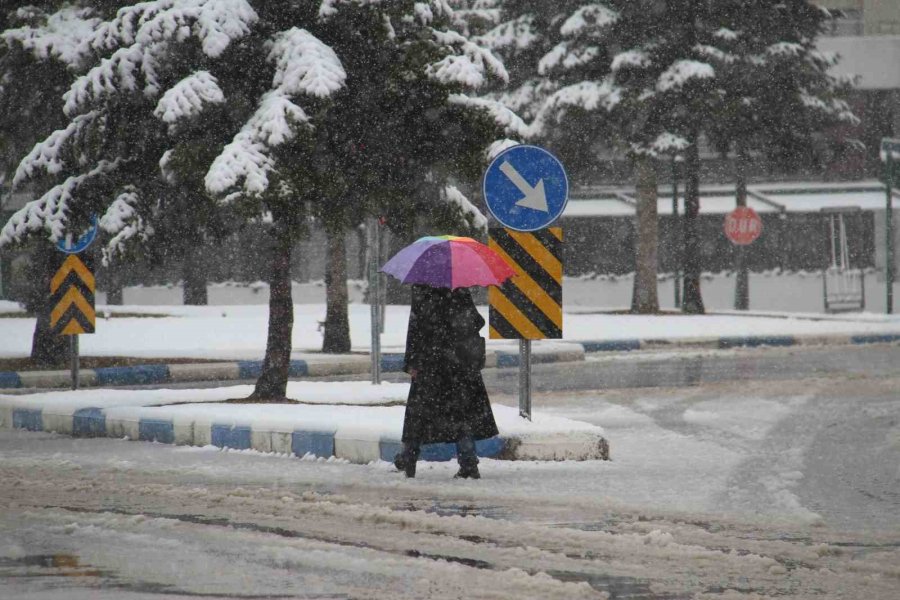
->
<box><xmin>577</xmin><ymin>332</ymin><xmax>900</xmax><ymax>353</ymax></box>
<box><xmin>3</xmin><ymin>331</ymin><xmax>898</xmax><ymax>390</ymax></box>
<box><xmin>0</xmin><ymin>346</ymin><xmax>587</xmax><ymax>390</ymax></box>
<box><xmin>0</xmin><ymin>398</ymin><xmax>610</xmax><ymax>463</ymax></box>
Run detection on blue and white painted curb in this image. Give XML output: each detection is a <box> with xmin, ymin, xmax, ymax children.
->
<box><xmin>0</xmin><ymin>345</ymin><xmax>586</xmax><ymax>390</ymax></box>
<box><xmin>577</xmin><ymin>332</ymin><xmax>900</xmax><ymax>353</ymax></box>
<box><xmin>0</xmin><ymin>398</ymin><xmax>609</xmax><ymax>463</ymax></box>
<box><xmin>2</xmin><ymin>331</ymin><xmax>897</xmax><ymax>390</ymax></box>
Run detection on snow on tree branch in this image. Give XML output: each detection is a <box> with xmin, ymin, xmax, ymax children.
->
<box><xmin>560</xmin><ymin>4</ymin><xmax>619</xmax><ymax>37</ymax></box>
<box><xmin>693</xmin><ymin>44</ymin><xmax>735</xmax><ymax>65</ymax></box>
<box><xmin>442</xmin><ymin>184</ymin><xmax>487</xmax><ymax>232</ymax></box>
<box><xmin>713</xmin><ymin>28</ymin><xmax>739</xmax><ymax>41</ymax></box>
<box><xmin>0</xmin><ymin>160</ymin><xmax>120</xmax><ymax>248</ymax></box>
<box><xmin>610</xmin><ymin>49</ymin><xmax>651</xmax><ymax>73</ymax></box>
<box><xmin>800</xmin><ymin>92</ymin><xmax>860</xmax><ymax>125</ymax></box>
<box><xmin>205</xmin><ymin>129</ymin><xmax>274</xmax><ymax>197</ymax></box>
<box><xmin>657</xmin><ymin>60</ymin><xmax>714</xmax><ymax>93</ymax></box>
<box><xmin>13</xmin><ymin>111</ymin><xmax>100</xmax><ymax>187</ymax></box>
<box><xmin>319</xmin><ymin>0</ymin><xmax>452</xmax><ymax>20</ymax></box>
<box><xmin>538</xmin><ymin>42</ymin><xmax>599</xmax><ymax>74</ymax></box>
<box><xmin>530</xmin><ymin>79</ymin><xmax>621</xmax><ymax>136</ymax></box>
<box><xmin>100</xmin><ymin>188</ymin><xmax>154</xmax><ymax>257</ymax></box>
<box><xmin>83</xmin><ymin>0</ymin><xmax>258</xmax><ymax>59</ymax></box>
<box><xmin>268</xmin><ymin>28</ymin><xmax>347</xmax><ymax>99</ymax></box>
<box><xmin>650</xmin><ymin>132</ymin><xmax>689</xmax><ymax>155</ymax></box>
<box><xmin>429</xmin><ymin>29</ymin><xmax>508</xmax><ymax>88</ymax></box>
<box><xmin>767</xmin><ymin>42</ymin><xmax>804</xmax><ymax>58</ymax></box>
<box><xmin>448</xmin><ymin>94</ymin><xmax>527</xmax><ymax>137</ymax></box>
<box><xmin>205</xmin><ymin>27</ymin><xmax>347</xmax><ymax>199</ymax></box>
<box><xmin>63</xmin><ymin>45</ymin><xmax>161</xmax><ymax>116</ymax></box>
<box><xmin>154</xmin><ymin>71</ymin><xmax>225</xmax><ymax>127</ymax></box>
<box><xmin>487</xmin><ymin>139</ymin><xmax>519</xmax><ymax>161</ymax></box>
<box><xmin>1</xmin><ymin>6</ymin><xmax>101</xmax><ymax>68</ymax></box>
<box><xmin>495</xmin><ymin>78</ymin><xmax>558</xmax><ymax>119</ymax></box>
<box><xmin>478</xmin><ymin>15</ymin><xmax>537</xmax><ymax>53</ymax></box>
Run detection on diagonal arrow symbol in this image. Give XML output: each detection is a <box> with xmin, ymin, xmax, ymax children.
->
<box><xmin>51</xmin><ymin>286</ymin><xmax>95</xmax><ymax>329</ymax></box>
<box><xmin>51</xmin><ymin>255</ymin><xmax>95</xmax><ymax>294</ymax></box>
<box><xmin>499</xmin><ymin>161</ymin><xmax>549</xmax><ymax>213</ymax></box>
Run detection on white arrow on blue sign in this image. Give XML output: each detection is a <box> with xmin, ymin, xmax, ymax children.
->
<box><xmin>483</xmin><ymin>145</ymin><xmax>569</xmax><ymax>232</ymax></box>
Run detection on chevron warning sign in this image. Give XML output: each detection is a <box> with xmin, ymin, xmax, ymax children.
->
<box><xmin>50</xmin><ymin>253</ymin><xmax>95</xmax><ymax>335</ymax></box>
<box><xmin>488</xmin><ymin>227</ymin><xmax>562</xmax><ymax>340</ymax></box>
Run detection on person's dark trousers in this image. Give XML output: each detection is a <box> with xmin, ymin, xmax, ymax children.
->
<box><xmin>455</xmin><ymin>430</ymin><xmax>480</xmax><ymax>479</ymax></box>
<box><xmin>394</xmin><ymin>442</ymin><xmax>420</xmax><ymax>477</ymax></box>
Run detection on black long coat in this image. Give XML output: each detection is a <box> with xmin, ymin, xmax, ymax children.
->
<box><xmin>401</xmin><ymin>285</ymin><xmax>499</xmax><ymax>445</ymax></box>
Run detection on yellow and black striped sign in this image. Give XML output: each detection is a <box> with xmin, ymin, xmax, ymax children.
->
<box><xmin>488</xmin><ymin>227</ymin><xmax>562</xmax><ymax>340</ymax></box>
<box><xmin>50</xmin><ymin>253</ymin><xmax>95</xmax><ymax>335</ymax></box>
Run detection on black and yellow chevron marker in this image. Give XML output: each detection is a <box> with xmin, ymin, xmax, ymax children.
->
<box><xmin>488</xmin><ymin>227</ymin><xmax>562</xmax><ymax>340</ymax></box>
<box><xmin>50</xmin><ymin>253</ymin><xmax>95</xmax><ymax>335</ymax></box>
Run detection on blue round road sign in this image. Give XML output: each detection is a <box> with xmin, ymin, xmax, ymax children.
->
<box><xmin>56</xmin><ymin>215</ymin><xmax>98</xmax><ymax>254</ymax></box>
<box><xmin>483</xmin><ymin>145</ymin><xmax>568</xmax><ymax>232</ymax></box>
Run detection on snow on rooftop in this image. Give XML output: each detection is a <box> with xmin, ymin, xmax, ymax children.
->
<box><xmin>561</xmin><ymin>181</ymin><xmax>898</xmax><ymax>217</ymax></box>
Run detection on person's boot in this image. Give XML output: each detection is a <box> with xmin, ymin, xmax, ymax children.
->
<box><xmin>454</xmin><ymin>433</ymin><xmax>480</xmax><ymax>479</ymax></box>
<box><xmin>454</xmin><ymin>462</ymin><xmax>480</xmax><ymax>479</ymax></box>
<box><xmin>393</xmin><ymin>444</ymin><xmax>419</xmax><ymax>478</ymax></box>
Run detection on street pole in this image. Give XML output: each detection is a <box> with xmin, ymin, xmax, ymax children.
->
<box><xmin>887</xmin><ymin>151</ymin><xmax>895</xmax><ymax>315</ymax></box>
<box><xmin>368</xmin><ymin>219</ymin><xmax>382</xmax><ymax>384</ymax></box>
<box><xmin>672</xmin><ymin>156</ymin><xmax>681</xmax><ymax>309</ymax></box>
<box><xmin>519</xmin><ymin>339</ymin><xmax>531</xmax><ymax>420</ymax></box>
<box><xmin>70</xmin><ymin>334</ymin><xmax>79</xmax><ymax>390</ymax></box>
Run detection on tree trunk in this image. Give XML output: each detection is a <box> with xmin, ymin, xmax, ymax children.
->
<box><xmin>104</xmin><ymin>262</ymin><xmax>124</xmax><ymax>305</ymax></box>
<box><xmin>182</xmin><ymin>245</ymin><xmax>208</xmax><ymax>305</ymax></box>
<box><xmin>29</xmin><ymin>244</ymin><xmax>68</xmax><ymax>366</ymax></box>
<box><xmin>682</xmin><ymin>132</ymin><xmax>705</xmax><ymax>314</ymax></box>
<box><xmin>734</xmin><ymin>141</ymin><xmax>749</xmax><ymax>310</ymax></box>
<box><xmin>251</xmin><ymin>223</ymin><xmax>294</xmax><ymax>400</ymax></box>
<box><xmin>322</xmin><ymin>228</ymin><xmax>351</xmax><ymax>353</ymax></box>
<box><xmin>630</xmin><ymin>154</ymin><xmax>660</xmax><ymax>313</ymax></box>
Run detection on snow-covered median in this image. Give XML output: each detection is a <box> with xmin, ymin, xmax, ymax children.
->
<box><xmin>0</xmin><ymin>382</ymin><xmax>608</xmax><ymax>463</ymax></box>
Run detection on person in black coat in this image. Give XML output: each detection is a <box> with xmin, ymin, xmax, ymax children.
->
<box><xmin>393</xmin><ymin>284</ymin><xmax>499</xmax><ymax>479</ymax></box>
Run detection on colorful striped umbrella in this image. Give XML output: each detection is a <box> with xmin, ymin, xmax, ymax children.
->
<box><xmin>380</xmin><ymin>235</ymin><xmax>516</xmax><ymax>289</ymax></box>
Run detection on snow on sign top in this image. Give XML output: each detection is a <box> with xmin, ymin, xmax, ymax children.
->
<box><xmin>483</xmin><ymin>145</ymin><xmax>569</xmax><ymax>232</ymax></box>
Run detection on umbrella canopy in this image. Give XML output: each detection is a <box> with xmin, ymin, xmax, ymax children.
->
<box><xmin>380</xmin><ymin>235</ymin><xmax>516</xmax><ymax>289</ymax></box>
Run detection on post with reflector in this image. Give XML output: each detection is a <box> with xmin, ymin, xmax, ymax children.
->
<box><xmin>53</xmin><ymin>217</ymin><xmax>98</xmax><ymax>390</ymax></box>
<box><xmin>483</xmin><ymin>145</ymin><xmax>569</xmax><ymax>422</ymax></box>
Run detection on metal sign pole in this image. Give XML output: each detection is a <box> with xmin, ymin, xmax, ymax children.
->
<box><xmin>672</xmin><ymin>157</ymin><xmax>681</xmax><ymax>309</ymax></box>
<box><xmin>368</xmin><ymin>219</ymin><xmax>382</xmax><ymax>384</ymax></box>
<box><xmin>519</xmin><ymin>339</ymin><xmax>532</xmax><ymax>420</ymax></box>
<box><xmin>887</xmin><ymin>151</ymin><xmax>895</xmax><ymax>315</ymax></box>
<box><xmin>70</xmin><ymin>335</ymin><xmax>79</xmax><ymax>390</ymax></box>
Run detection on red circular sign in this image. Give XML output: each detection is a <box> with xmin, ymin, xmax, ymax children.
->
<box><xmin>724</xmin><ymin>206</ymin><xmax>763</xmax><ymax>245</ymax></box>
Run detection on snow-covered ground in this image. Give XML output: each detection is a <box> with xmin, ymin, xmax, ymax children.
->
<box><xmin>60</xmin><ymin>271</ymin><xmax>900</xmax><ymax>314</ymax></box>
<box><xmin>2</xmin><ymin>372</ymin><xmax>899</xmax><ymax>599</ymax></box>
<box><xmin>2</xmin><ymin>279</ymin><xmax>900</xmax><ymax>360</ymax></box>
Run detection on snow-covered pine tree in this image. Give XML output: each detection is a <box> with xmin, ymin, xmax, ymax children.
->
<box><xmin>455</xmin><ymin>0</ymin><xmax>583</xmax><ymax>156</ymax></box>
<box><xmin>533</xmin><ymin>1</ymin><xmax>720</xmax><ymax>313</ymax></box>
<box><xmin>699</xmin><ymin>1</ymin><xmax>857</xmax><ymax>309</ymax></box>
<box><xmin>1</xmin><ymin>0</ymin><xmax>520</xmax><ymax>397</ymax></box>
<box><xmin>290</xmin><ymin>1</ymin><xmax>521</xmax><ymax>354</ymax></box>
<box><xmin>0</xmin><ymin>2</ymin><xmax>111</xmax><ymax>364</ymax></box>
<box><xmin>536</xmin><ymin>1</ymin><xmax>855</xmax><ymax>315</ymax></box>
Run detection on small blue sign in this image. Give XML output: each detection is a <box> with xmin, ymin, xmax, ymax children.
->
<box><xmin>56</xmin><ymin>215</ymin><xmax>98</xmax><ymax>254</ymax></box>
<box><xmin>483</xmin><ymin>145</ymin><xmax>568</xmax><ymax>232</ymax></box>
